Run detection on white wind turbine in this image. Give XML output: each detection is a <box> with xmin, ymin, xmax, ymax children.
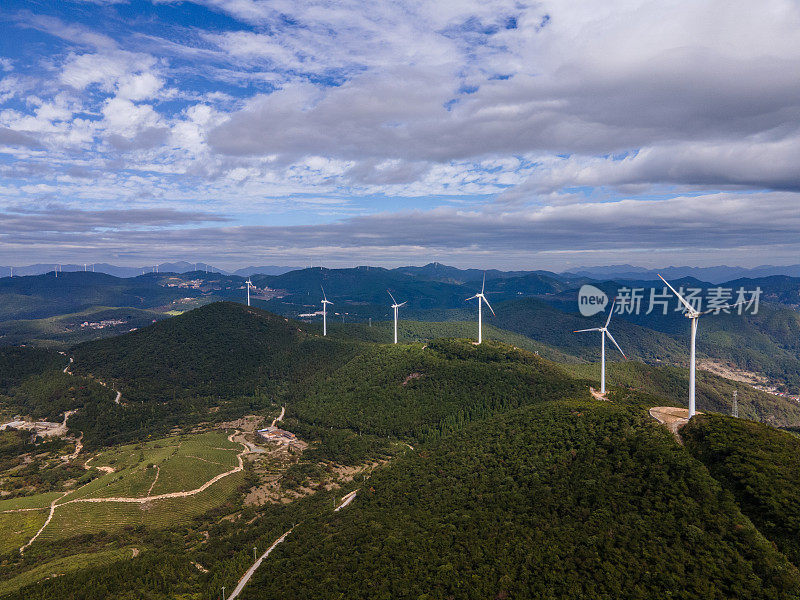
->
<box><xmin>465</xmin><ymin>273</ymin><xmax>495</xmax><ymax>344</ymax></box>
<box><xmin>387</xmin><ymin>290</ymin><xmax>407</xmax><ymax>344</ymax></box>
<box><xmin>321</xmin><ymin>285</ymin><xmax>333</xmax><ymax>336</ymax></box>
<box><xmin>574</xmin><ymin>299</ymin><xmax>626</xmax><ymax>395</ymax></box>
<box><xmin>659</xmin><ymin>274</ymin><xmax>746</xmax><ymax>418</ymax></box>
<box><xmin>245</xmin><ymin>278</ymin><xmax>253</xmax><ymax>306</ymax></box>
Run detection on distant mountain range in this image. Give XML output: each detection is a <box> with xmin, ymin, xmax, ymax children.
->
<box><xmin>0</xmin><ymin>261</ymin><xmax>297</xmax><ymax>278</ymax></box>
<box><xmin>6</xmin><ymin>260</ymin><xmax>800</xmax><ymax>283</ymax></box>
<box><xmin>567</xmin><ymin>264</ymin><xmax>800</xmax><ymax>284</ymax></box>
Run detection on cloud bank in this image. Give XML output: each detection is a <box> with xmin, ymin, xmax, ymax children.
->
<box><xmin>0</xmin><ymin>0</ymin><xmax>799</xmax><ymax>267</ymax></box>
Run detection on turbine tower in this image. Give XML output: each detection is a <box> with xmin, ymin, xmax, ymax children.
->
<box><xmin>387</xmin><ymin>290</ymin><xmax>407</xmax><ymax>344</ymax></box>
<box><xmin>245</xmin><ymin>278</ymin><xmax>253</xmax><ymax>306</ymax></box>
<box><xmin>659</xmin><ymin>274</ymin><xmax>746</xmax><ymax>418</ymax></box>
<box><xmin>321</xmin><ymin>286</ymin><xmax>333</xmax><ymax>336</ymax></box>
<box><xmin>465</xmin><ymin>273</ymin><xmax>495</xmax><ymax>344</ymax></box>
<box><xmin>574</xmin><ymin>299</ymin><xmax>626</xmax><ymax>394</ymax></box>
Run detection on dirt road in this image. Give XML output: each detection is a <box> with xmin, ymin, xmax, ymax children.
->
<box><xmin>270</xmin><ymin>406</ymin><xmax>285</xmax><ymax>427</ymax></box>
<box><xmin>15</xmin><ymin>431</ymin><xmax>250</xmax><ymax>550</ymax></box>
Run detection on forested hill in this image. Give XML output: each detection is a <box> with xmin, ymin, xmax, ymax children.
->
<box><xmin>70</xmin><ymin>301</ymin><xmax>359</xmax><ymax>403</ymax></box>
<box><xmin>241</xmin><ymin>400</ymin><xmax>800</xmax><ymax>599</ymax></box>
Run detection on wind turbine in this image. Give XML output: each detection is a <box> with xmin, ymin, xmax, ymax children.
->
<box><xmin>465</xmin><ymin>273</ymin><xmax>495</xmax><ymax>344</ymax></box>
<box><xmin>574</xmin><ymin>299</ymin><xmax>626</xmax><ymax>395</ymax></box>
<box><xmin>387</xmin><ymin>290</ymin><xmax>407</xmax><ymax>344</ymax></box>
<box><xmin>245</xmin><ymin>278</ymin><xmax>253</xmax><ymax>306</ymax></box>
<box><xmin>659</xmin><ymin>274</ymin><xmax>746</xmax><ymax>418</ymax></box>
<box><xmin>321</xmin><ymin>286</ymin><xmax>333</xmax><ymax>336</ymax></box>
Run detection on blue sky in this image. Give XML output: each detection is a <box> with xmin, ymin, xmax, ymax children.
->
<box><xmin>1</xmin><ymin>0</ymin><xmax>799</xmax><ymax>269</ymax></box>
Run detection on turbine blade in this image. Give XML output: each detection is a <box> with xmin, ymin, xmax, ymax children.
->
<box><xmin>604</xmin><ymin>298</ymin><xmax>616</xmax><ymax>328</ymax></box>
<box><xmin>658</xmin><ymin>274</ymin><xmax>695</xmax><ymax>314</ymax></box>
<box><xmin>321</xmin><ymin>285</ymin><xmax>328</xmax><ymax>302</ymax></box>
<box><xmin>387</xmin><ymin>289</ymin><xmax>397</xmax><ymax>305</ymax></box>
<box><xmin>573</xmin><ymin>328</ymin><xmax>601</xmax><ymax>333</ymax></box>
<box><xmin>605</xmin><ymin>329</ymin><xmax>627</xmax><ymax>359</ymax></box>
<box><xmin>481</xmin><ymin>272</ymin><xmax>486</xmax><ymax>294</ymax></box>
<box><xmin>482</xmin><ymin>295</ymin><xmax>495</xmax><ymax>316</ymax></box>
<box><xmin>465</xmin><ymin>294</ymin><xmax>478</xmax><ymax>301</ymax></box>
<box><xmin>398</xmin><ymin>301</ymin><xmax>408</xmax><ymax>307</ymax></box>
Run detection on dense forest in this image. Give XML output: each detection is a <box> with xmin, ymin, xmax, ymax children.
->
<box><xmin>70</xmin><ymin>302</ymin><xmax>359</xmax><ymax>403</ymax></box>
<box><xmin>683</xmin><ymin>414</ymin><xmax>800</xmax><ymax>567</ymax></box>
<box><xmin>241</xmin><ymin>401</ymin><xmax>800</xmax><ymax>599</ymax></box>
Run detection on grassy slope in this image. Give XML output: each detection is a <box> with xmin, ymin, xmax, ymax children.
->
<box><xmin>0</xmin><ymin>511</ymin><xmax>49</xmax><ymax>555</ymax></box>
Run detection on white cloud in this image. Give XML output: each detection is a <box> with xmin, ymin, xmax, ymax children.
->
<box><xmin>101</xmin><ymin>97</ymin><xmax>161</xmax><ymax>136</ymax></box>
<box><xmin>116</xmin><ymin>72</ymin><xmax>164</xmax><ymax>101</ymax></box>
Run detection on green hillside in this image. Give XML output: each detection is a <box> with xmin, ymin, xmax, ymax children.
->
<box><xmin>71</xmin><ymin>302</ymin><xmax>358</xmax><ymax>404</ymax></box>
<box><xmin>563</xmin><ymin>361</ymin><xmax>800</xmax><ymax>427</ymax></box>
<box><xmin>6</xmin><ymin>328</ymin><xmax>800</xmax><ymax>599</ymax></box>
<box><xmin>285</xmin><ymin>340</ymin><xmax>589</xmax><ymax>463</ymax></box>
<box><xmin>683</xmin><ymin>414</ymin><xmax>800</xmax><ymax>566</ymax></box>
<box><xmin>242</xmin><ymin>401</ymin><xmax>800</xmax><ymax>599</ymax></box>
<box><xmin>0</xmin><ymin>272</ymin><xmax>203</xmax><ymax>321</ymax></box>
<box><xmin>0</xmin><ymin>306</ymin><xmax>167</xmax><ymax>348</ymax></box>
<box><xmin>323</xmin><ymin>319</ymin><xmax>582</xmax><ymax>363</ymax></box>
<box><xmin>494</xmin><ymin>297</ymin><xmax>687</xmax><ymax>363</ymax></box>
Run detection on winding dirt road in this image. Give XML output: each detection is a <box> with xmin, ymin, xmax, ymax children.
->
<box><xmin>270</xmin><ymin>406</ymin><xmax>285</xmax><ymax>427</ymax></box>
<box><xmin>13</xmin><ymin>431</ymin><xmax>249</xmax><ymax>551</ymax></box>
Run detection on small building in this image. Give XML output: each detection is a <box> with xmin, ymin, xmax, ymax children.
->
<box><xmin>256</xmin><ymin>426</ymin><xmax>297</xmax><ymax>444</ymax></box>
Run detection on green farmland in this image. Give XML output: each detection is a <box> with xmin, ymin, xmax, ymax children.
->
<box><xmin>0</xmin><ymin>431</ymin><xmax>242</xmax><ymax>552</ymax></box>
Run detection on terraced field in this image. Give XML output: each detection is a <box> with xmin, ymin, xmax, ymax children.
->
<box><xmin>0</xmin><ymin>492</ymin><xmax>63</xmax><ymax>511</ymax></box>
<box><xmin>67</xmin><ymin>431</ymin><xmax>238</xmax><ymax>501</ymax></box>
<box><xmin>0</xmin><ymin>430</ymin><xmax>243</xmax><ymax>552</ymax></box>
<box><xmin>0</xmin><ymin>511</ymin><xmax>49</xmax><ymax>555</ymax></box>
<box><xmin>38</xmin><ymin>471</ymin><xmax>244</xmax><ymax>541</ymax></box>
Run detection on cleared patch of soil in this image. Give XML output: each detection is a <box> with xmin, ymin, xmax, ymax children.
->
<box><xmin>649</xmin><ymin>406</ymin><xmax>702</xmax><ymax>443</ymax></box>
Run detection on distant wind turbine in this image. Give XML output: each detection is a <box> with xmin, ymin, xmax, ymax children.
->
<box><xmin>465</xmin><ymin>273</ymin><xmax>495</xmax><ymax>344</ymax></box>
<box><xmin>321</xmin><ymin>286</ymin><xmax>333</xmax><ymax>336</ymax></box>
<box><xmin>659</xmin><ymin>274</ymin><xmax>746</xmax><ymax>418</ymax></box>
<box><xmin>245</xmin><ymin>278</ymin><xmax>253</xmax><ymax>306</ymax></box>
<box><xmin>387</xmin><ymin>290</ymin><xmax>407</xmax><ymax>344</ymax></box>
<box><xmin>574</xmin><ymin>298</ymin><xmax>626</xmax><ymax>395</ymax></box>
